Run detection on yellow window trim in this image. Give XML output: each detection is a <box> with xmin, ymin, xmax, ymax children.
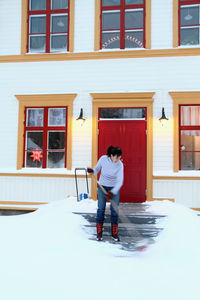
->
<box><xmin>15</xmin><ymin>93</ymin><xmax>77</xmax><ymax>170</ymax></box>
<box><xmin>169</xmin><ymin>91</ymin><xmax>200</xmax><ymax>172</ymax></box>
<box><xmin>90</xmin><ymin>92</ymin><xmax>154</xmax><ymax>201</ymax></box>
<box><xmin>173</xmin><ymin>0</ymin><xmax>179</xmax><ymax>48</ymax></box>
<box><xmin>21</xmin><ymin>0</ymin><xmax>75</xmax><ymax>54</ymax></box>
<box><xmin>94</xmin><ymin>0</ymin><xmax>151</xmax><ymax>51</ymax></box>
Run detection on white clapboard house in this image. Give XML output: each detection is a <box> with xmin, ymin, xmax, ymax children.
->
<box><xmin>0</xmin><ymin>0</ymin><xmax>200</xmax><ymax>211</ymax></box>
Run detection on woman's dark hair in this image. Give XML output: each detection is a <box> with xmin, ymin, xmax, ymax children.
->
<box><xmin>107</xmin><ymin>145</ymin><xmax>122</xmax><ymax>157</ymax></box>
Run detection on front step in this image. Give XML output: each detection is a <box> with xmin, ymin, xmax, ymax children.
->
<box><xmin>75</xmin><ymin>212</ymin><xmax>165</xmax><ymax>225</ymax></box>
<box><xmin>75</xmin><ymin>211</ymin><xmax>166</xmax><ymax>252</ymax></box>
<box><xmin>84</xmin><ymin>223</ymin><xmax>163</xmax><ymax>238</ymax></box>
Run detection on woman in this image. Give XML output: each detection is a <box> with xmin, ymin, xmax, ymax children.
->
<box><xmin>87</xmin><ymin>145</ymin><xmax>124</xmax><ymax>241</ymax></box>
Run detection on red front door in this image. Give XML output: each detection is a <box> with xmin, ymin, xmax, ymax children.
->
<box><xmin>98</xmin><ymin>119</ymin><xmax>147</xmax><ymax>203</ymax></box>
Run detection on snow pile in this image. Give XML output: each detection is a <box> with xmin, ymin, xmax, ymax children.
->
<box><xmin>0</xmin><ymin>198</ymin><xmax>199</xmax><ymax>300</ymax></box>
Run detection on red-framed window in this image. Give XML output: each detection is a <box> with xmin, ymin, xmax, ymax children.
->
<box><xmin>24</xmin><ymin>107</ymin><xmax>67</xmax><ymax>168</ymax></box>
<box><xmin>179</xmin><ymin>105</ymin><xmax>200</xmax><ymax>170</ymax></box>
<box><xmin>27</xmin><ymin>0</ymin><xmax>69</xmax><ymax>53</ymax></box>
<box><xmin>179</xmin><ymin>0</ymin><xmax>200</xmax><ymax>46</ymax></box>
<box><xmin>101</xmin><ymin>0</ymin><xmax>145</xmax><ymax>49</ymax></box>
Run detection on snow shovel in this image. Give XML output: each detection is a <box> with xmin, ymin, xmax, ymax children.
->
<box><xmin>75</xmin><ymin>168</ymin><xmax>89</xmax><ymax>202</ymax></box>
<box><xmin>91</xmin><ymin>173</ymin><xmax>150</xmax><ymax>251</ymax></box>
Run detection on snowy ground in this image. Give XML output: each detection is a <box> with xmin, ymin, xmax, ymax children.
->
<box><xmin>0</xmin><ymin>198</ymin><xmax>199</xmax><ymax>300</ymax></box>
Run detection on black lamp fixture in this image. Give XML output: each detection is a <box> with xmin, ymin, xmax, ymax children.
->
<box><xmin>76</xmin><ymin>108</ymin><xmax>86</xmax><ymax>126</ymax></box>
<box><xmin>159</xmin><ymin>107</ymin><xmax>168</xmax><ymax>126</ymax></box>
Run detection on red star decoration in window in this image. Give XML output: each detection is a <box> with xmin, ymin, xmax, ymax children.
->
<box><xmin>30</xmin><ymin>149</ymin><xmax>43</xmax><ymax>162</ymax></box>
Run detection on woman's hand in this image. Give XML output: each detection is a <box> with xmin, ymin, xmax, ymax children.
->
<box><xmin>107</xmin><ymin>191</ymin><xmax>113</xmax><ymax>200</ymax></box>
<box><xmin>87</xmin><ymin>168</ymin><xmax>94</xmax><ymax>174</ymax></box>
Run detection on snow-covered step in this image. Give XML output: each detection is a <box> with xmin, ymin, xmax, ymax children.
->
<box><xmin>76</xmin><ymin>210</ymin><xmax>166</xmax><ymax>252</ymax></box>
<box><xmin>76</xmin><ymin>212</ymin><xmax>166</xmax><ymax>225</ymax></box>
<box><xmin>84</xmin><ymin>223</ymin><xmax>163</xmax><ymax>236</ymax></box>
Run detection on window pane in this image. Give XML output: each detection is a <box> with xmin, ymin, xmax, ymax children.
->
<box><xmin>102</xmin><ymin>11</ymin><xmax>120</xmax><ymax>30</ymax></box>
<box><xmin>180</xmin><ymin>27</ymin><xmax>199</xmax><ymax>45</ymax></box>
<box><xmin>52</xmin><ymin>0</ymin><xmax>68</xmax><ymax>9</ymax></box>
<box><xmin>125</xmin><ymin>10</ymin><xmax>143</xmax><ymax>29</ymax></box>
<box><xmin>30</xmin><ymin>16</ymin><xmax>46</xmax><ymax>33</ymax></box>
<box><xmin>26</xmin><ymin>132</ymin><xmax>43</xmax><ymax>150</ymax></box>
<box><xmin>47</xmin><ymin>152</ymin><xmax>65</xmax><ymax>168</ymax></box>
<box><xmin>29</xmin><ymin>36</ymin><xmax>46</xmax><ymax>52</ymax></box>
<box><xmin>102</xmin><ymin>0</ymin><xmax>120</xmax><ymax>6</ymax></box>
<box><xmin>100</xmin><ymin>108</ymin><xmax>146</xmax><ymax>119</ymax></box>
<box><xmin>181</xmin><ymin>131</ymin><xmax>200</xmax><ymax>151</ymax></box>
<box><xmin>181</xmin><ymin>106</ymin><xmax>200</xmax><ymax>126</ymax></box>
<box><xmin>48</xmin><ymin>132</ymin><xmax>65</xmax><ymax>150</ymax></box>
<box><xmin>51</xmin><ymin>34</ymin><xmax>67</xmax><ymax>50</ymax></box>
<box><xmin>181</xmin><ymin>152</ymin><xmax>200</xmax><ymax>170</ymax></box>
<box><xmin>27</xmin><ymin>108</ymin><xmax>44</xmax><ymax>127</ymax></box>
<box><xmin>48</xmin><ymin>108</ymin><xmax>66</xmax><ymax>126</ymax></box>
<box><xmin>51</xmin><ymin>15</ymin><xmax>68</xmax><ymax>33</ymax></box>
<box><xmin>26</xmin><ymin>151</ymin><xmax>43</xmax><ymax>168</ymax></box>
<box><xmin>180</xmin><ymin>6</ymin><xmax>199</xmax><ymax>26</ymax></box>
<box><xmin>125</xmin><ymin>30</ymin><xmax>143</xmax><ymax>47</ymax></box>
<box><xmin>30</xmin><ymin>0</ymin><xmax>46</xmax><ymax>10</ymax></box>
<box><xmin>102</xmin><ymin>32</ymin><xmax>120</xmax><ymax>49</ymax></box>
<box><xmin>126</xmin><ymin>0</ymin><xmax>144</xmax><ymax>5</ymax></box>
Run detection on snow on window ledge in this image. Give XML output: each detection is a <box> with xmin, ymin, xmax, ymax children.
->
<box><xmin>153</xmin><ymin>170</ymin><xmax>200</xmax><ymax>177</ymax></box>
<box><xmin>0</xmin><ymin>168</ymin><xmax>87</xmax><ymax>176</ymax></box>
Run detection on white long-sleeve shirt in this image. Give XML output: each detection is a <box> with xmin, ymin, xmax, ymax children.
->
<box><xmin>93</xmin><ymin>155</ymin><xmax>124</xmax><ymax>195</ymax></box>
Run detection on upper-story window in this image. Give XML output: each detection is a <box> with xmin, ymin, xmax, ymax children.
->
<box><xmin>28</xmin><ymin>0</ymin><xmax>69</xmax><ymax>53</ymax></box>
<box><xmin>180</xmin><ymin>105</ymin><xmax>200</xmax><ymax>170</ymax></box>
<box><xmin>101</xmin><ymin>0</ymin><xmax>145</xmax><ymax>49</ymax></box>
<box><xmin>179</xmin><ymin>0</ymin><xmax>200</xmax><ymax>46</ymax></box>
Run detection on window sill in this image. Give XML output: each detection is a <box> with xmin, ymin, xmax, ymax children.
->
<box><xmin>177</xmin><ymin>45</ymin><xmax>200</xmax><ymax>49</ymax></box>
<box><xmin>0</xmin><ymin>168</ymin><xmax>88</xmax><ymax>177</ymax></box>
<box><xmin>153</xmin><ymin>170</ymin><xmax>200</xmax><ymax>179</ymax></box>
<box><xmin>26</xmin><ymin>51</ymin><xmax>69</xmax><ymax>55</ymax></box>
<box><xmin>98</xmin><ymin>48</ymin><xmax>146</xmax><ymax>52</ymax></box>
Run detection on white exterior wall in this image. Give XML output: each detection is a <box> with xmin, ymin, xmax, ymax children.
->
<box><xmin>151</xmin><ymin>0</ymin><xmax>173</xmax><ymax>49</ymax></box>
<box><xmin>0</xmin><ymin>176</ymin><xmax>91</xmax><ymax>202</ymax></box>
<box><xmin>0</xmin><ymin>0</ymin><xmax>200</xmax><ymax>207</ymax></box>
<box><xmin>0</xmin><ymin>0</ymin><xmax>21</xmax><ymax>55</ymax></box>
<box><xmin>153</xmin><ymin>180</ymin><xmax>200</xmax><ymax>208</ymax></box>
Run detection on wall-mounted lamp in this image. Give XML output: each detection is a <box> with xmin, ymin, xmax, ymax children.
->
<box><xmin>76</xmin><ymin>108</ymin><xmax>86</xmax><ymax>126</ymax></box>
<box><xmin>159</xmin><ymin>107</ymin><xmax>168</xmax><ymax>126</ymax></box>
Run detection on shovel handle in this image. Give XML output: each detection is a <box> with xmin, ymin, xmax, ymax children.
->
<box><xmin>91</xmin><ymin>174</ymin><xmax>108</xmax><ymax>195</ymax></box>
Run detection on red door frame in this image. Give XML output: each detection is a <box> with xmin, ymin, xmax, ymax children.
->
<box><xmin>98</xmin><ymin>107</ymin><xmax>147</xmax><ymax>202</ymax></box>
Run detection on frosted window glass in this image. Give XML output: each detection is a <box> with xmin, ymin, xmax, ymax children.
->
<box><xmin>48</xmin><ymin>108</ymin><xmax>66</xmax><ymax>126</ymax></box>
<box><xmin>30</xmin><ymin>16</ymin><xmax>46</xmax><ymax>33</ymax></box>
<box><xmin>51</xmin><ymin>15</ymin><xmax>68</xmax><ymax>32</ymax></box>
<box><xmin>27</xmin><ymin>108</ymin><xmax>44</xmax><ymax>126</ymax></box>
<box><xmin>52</xmin><ymin>0</ymin><xmax>68</xmax><ymax>9</ymax></box>
<box><xmin>30</xmin><ymin>0</ymin><xmax>46</xmax><ymax>10</ymax></box>
<box><xmin>102</xmin><ymin>11</ymin><xmax>120</xmax><ymax>30</ymax></box>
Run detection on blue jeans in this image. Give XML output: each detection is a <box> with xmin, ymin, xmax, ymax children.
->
<box><xmin>96</xmin><ymin>186</ymin><xmax>120</xmax><ymax>225</ymax></box>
